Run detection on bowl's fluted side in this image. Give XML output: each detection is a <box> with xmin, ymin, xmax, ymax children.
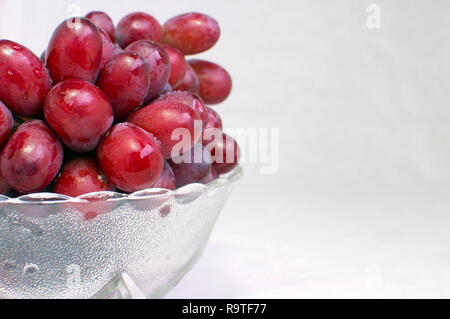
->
<box><xmin>0</xmin><ymin>167</ymin><xmax>242</xmax><ymax>299</ymax></box>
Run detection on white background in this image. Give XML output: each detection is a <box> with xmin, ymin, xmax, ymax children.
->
<box><xmin>2</xmin><ymin>0</ymin><xmax>450</xmax><ymax>298</ymax></box>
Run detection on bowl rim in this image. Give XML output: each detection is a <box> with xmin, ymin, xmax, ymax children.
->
<box><xmin>0</xmin><ymin>166</ymin><xmax>243</xmax><ymax>205</ymax></box>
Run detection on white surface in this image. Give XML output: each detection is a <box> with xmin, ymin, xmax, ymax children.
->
<box><xmin>2</xmin><ymin>0</ymin><xmax>450</xmax><ymax>298</ymax></box>
<box><xmin>168</xmin><ymin>176</ymin><xmax>450</xmax><ymax>299</ymax></box>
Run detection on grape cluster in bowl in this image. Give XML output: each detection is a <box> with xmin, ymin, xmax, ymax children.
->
<box><xmin>0</xmin><ymin>11</ymin><xmax>240</xmax><ymax>215</ymax></box>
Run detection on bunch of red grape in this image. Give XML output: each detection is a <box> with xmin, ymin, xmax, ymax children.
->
<box><xmin>0</xmin><ymin>11</ymin><xmax>240</xmax><ymax>198</ymax></box>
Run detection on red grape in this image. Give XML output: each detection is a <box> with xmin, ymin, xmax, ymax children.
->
<box><xmin>97</xmin><ymin>52</ymin><xmax>150</xmax><ymax>120</ymax></box>
<box><xmin>53</xmin><ymin>157</ymin><xmax>114</xmax><ymax>197</ymax></box>
<box><xmin>0</xmin><ymin>40</ymin><xmax>52</xmax><ymax>117</ymax></box>
<box><xmin>113</xmin><ymin>43</ymin><xmax>124</xmax><ymax>55</ymax></box>
<box><xmin>0</xmin><ymin>101</ymin><xmax>14</xmax><ymax>147</ymax></box>
<box><xmin>46</xmin><ymin>17</ymin><xmax>103</xmax><ymax>84</ymax></box>
<box><xmin>115</xmin><ymin>12</ymin><xmax>162</xmax><ymax>48</ymax></box>
<box><xmin>200</xmin><ymin>167</ymin><xmax>219</xmax><ymax>184</ymax></box>
<box><xmin>99</xmin><ymin>28</ymin><xmax>114</xmax><ymax>70</ymax></box>
<box><xmin>174</xmin><ymin>64</ymin><xmax>199</xmax><ymax>93</ymax></box>
<box><xmin>205</xmin><ymin>106</ymin><xmax>223</xmax><ymax>131</ymax></box>
<box><xmin>0</xmin><ymin>178</ymin><xmax>10</xmax><ymax>196</ymax></box>
<box><xmin>156</xmin><ymin>91</ymin><xmax>209</xmax><ymax>129</ymax></box>
<box><xmin>85</xmin><ymin>11</ymin><xmax>115</xmax><ymax>41</ymax></box>
<box><xmin>207</xmin><ymin>133</ymin><xmax>240</xmax><ymax>175</ymax></box>
<box><xmin>97</xmin><ymin>123</ymin><xmax>164</xmax><ymax>193</ymax></box>
<box><xmin>160</xmin><ymin>83</ymin><xmax>173</xmax><ymax>96</ymax></box>
<box><xmin>125</xmin><ymin>40</ymin><xmax>171</xmax><ymax>102</ymax></box>
<box><xmin>189</xmin><ymin>59</ymin><xmax>232</xmax><ymax>105</ymax></box>
<box><xmin>44</xmin><ymin>79</ymin><xmax>114</xmax><ymax>152</ymax></box>
<box><xmin>162</xmin><ymin>44</ymin><xmax>187</xmax><ymax>88</ymax></box>
<box><xmin>162</xmin><ymin>13</ymin><xmax>220</xmax><ymax>55</ymax></box>
<box><xmin>0</xmin><ymin>11</ymin><xmax>236</xmax><ymax>196</ymax></box>
<box><xmin>169</xmin><ymin>144</ymin><xmax>212</xmax><ymax>188</ymax></box>
<box><xmin>0</xmin><ymin>120</ymin><xmax>63</xmax><ymax>194</ymax></box>
<box><xmin>127</xmin><ymin>100</ymin><xmax>201</xmax><ymax>159</ymax></box>
<box><xmin>152</xmin><ymin>161</ymin><xmax>176</xmax><ymax>190</ymax></box>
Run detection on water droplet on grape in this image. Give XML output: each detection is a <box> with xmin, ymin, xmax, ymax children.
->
<box><xmin>33</xmin><ymin>68</ymin><xmax>42</xmax><ymax>79</ymax></box>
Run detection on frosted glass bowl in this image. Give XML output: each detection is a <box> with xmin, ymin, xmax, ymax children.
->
<box><xmin>0</xmin><ymin>166</ymin><xmax>243</xmax><ymax>299</ymax></box>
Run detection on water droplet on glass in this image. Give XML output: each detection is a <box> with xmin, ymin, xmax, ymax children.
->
<box><xmin>23</xmin><ymin>264</ymin><xmax>39</xmax><ymax>275</ymax></box>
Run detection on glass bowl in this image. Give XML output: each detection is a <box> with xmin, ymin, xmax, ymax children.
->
<box><xmin>0</xmin><ymin>166</ymin><xmax>243</xmax><ymax>299</ymax></box>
